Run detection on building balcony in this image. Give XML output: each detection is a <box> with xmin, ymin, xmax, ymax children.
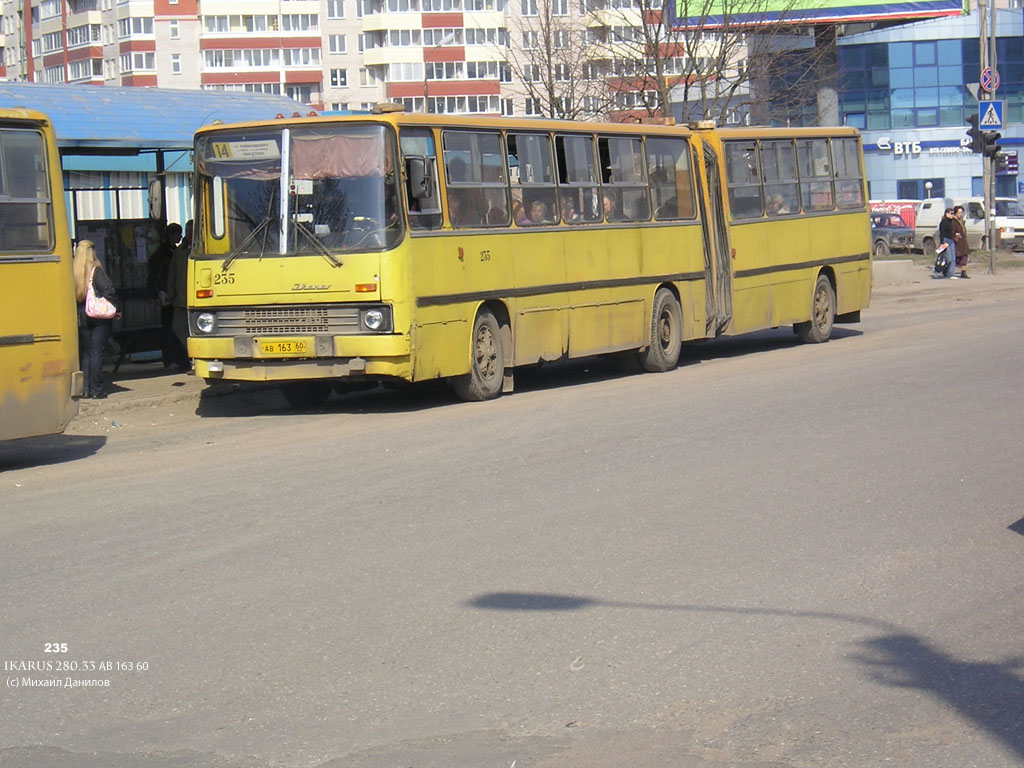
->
<box><xmin>361</xmin><ymin>12</ymin><xmax>423</xmax><ymax>32</ymax></box>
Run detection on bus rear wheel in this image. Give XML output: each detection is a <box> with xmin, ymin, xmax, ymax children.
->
<box><xmin>453</xmin><ymin>309</ymin><xmax>504</xmax><ymax>401</ymax></box>
<box><xmin>641</xmin><ymin>288</ymin><xmax>683</xmax><ymax>372</ymax></box>
<box><xmin>796</xmin><ymin>274</ymin><xmax>835</xmax><ymax>344</ymax></box>
<box><xmin>281</xmin><ymin>380</ymin><xmax>332</xmax><ymax>409</ymax></box>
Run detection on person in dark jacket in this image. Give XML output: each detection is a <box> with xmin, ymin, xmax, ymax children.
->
<box><xmin>72</xmin><ymin>240</ymin><xmax>118</xmax><ymax>398</ymax></box>
<box><xmin>953</xmin><ymin>205</ymin><xmax>971</xmax><ymax>279</ymax></box>
<box><xmin>937</xmin><ymin>207</ymin><xmax>957</xmax><ymax>278</ymax></box>
<box><xmin>146</xmin><ymin>223</ymin><xmax>182</xmax><ymax>367</ymax></box>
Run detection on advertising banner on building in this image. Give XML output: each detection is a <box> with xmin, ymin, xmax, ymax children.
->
<box><xmin>669</xmin><ymin>0</ymin><xmax>967</xmax><ymax>29</ymax></box>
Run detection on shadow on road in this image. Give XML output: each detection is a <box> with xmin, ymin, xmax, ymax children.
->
<box><xmin>467</xmin><ymin>591</ymin><xmax>1024</xmax><ymax>763</ymax></box>
<box><xmin>192</xmin><ymin>326</ymin><xmax>861</xmax><ymax>419</ymax></box>
<box><xmin>0</xmin><ymin>434</ymin><xmax>106</xmax><ymax>471</ymax></box>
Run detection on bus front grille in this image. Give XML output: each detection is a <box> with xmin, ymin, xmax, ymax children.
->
<box><xmin>215</xmin><ymin>307</ymin><xmax>361</xmax><ymax>335</ymax></box>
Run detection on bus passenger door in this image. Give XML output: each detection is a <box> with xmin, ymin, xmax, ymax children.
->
<box><xmin>694</xmin><ymin>142</ymin><xmax>732</xmax><ymax>336</ymax></box>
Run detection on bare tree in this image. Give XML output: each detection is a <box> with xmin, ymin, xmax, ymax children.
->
<box><xmin>587</xmin><ymin>0</ymin><xmax>836</xmax><ymax>125</ymax></box>
<box><xmin>503</xmin><ymin>0</ymin><xmax>616</xmax><ymax>120</ymax></box>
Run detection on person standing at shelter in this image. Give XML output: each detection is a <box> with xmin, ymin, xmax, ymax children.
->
<box><xmin>953</xmin><ymin>205</ymin><xmax>970</xmax><ymax>279</ymax></box>
<box><xmin>146</xmin><ymin>223</ymin><xmax>182</xmax><ymax>366</ymax></box>
<box><xmin>937</xmin><ymin>208</ymin><xmax>957</xmax><ymax>278</ymax></box>
<box><xmin>73</xmin><ymin>240</ymin><xmax>118</xmax><ymax>399</ymax></box>
<box><xmin>166</xmin><ymin>219</ymin><xmax>193</xmax><ymax>370</ymax></box>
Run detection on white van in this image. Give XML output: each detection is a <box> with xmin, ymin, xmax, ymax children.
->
<box><xmin>913</xmin><ymin>197</ymin><xmax>1024</xmax><ymax>254</ymax></box>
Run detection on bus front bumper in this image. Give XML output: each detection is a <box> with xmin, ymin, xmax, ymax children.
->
<box><xmin>190</xmin><ymin>334</ymin><xmax>411</xmax><ymax>382</ymax></box>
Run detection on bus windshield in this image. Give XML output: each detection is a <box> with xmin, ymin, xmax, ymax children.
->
<box><xmin>196</xmin><ymin>123</ymin><xmax>403</xmax><ymax>259</ymax></box>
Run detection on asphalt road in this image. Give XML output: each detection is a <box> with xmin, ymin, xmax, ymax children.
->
<box><xmin>2</xmin><ymin>284</ymin><xmax>1024</xmax><ymax>768</ymax></box>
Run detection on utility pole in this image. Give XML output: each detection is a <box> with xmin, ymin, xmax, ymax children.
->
<box><xmin>989</xmin><ymin>0</ymin><xmax>998</xmax><ymax>274</ymax></box>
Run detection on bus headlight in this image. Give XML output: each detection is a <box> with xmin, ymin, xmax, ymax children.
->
<box><xmin>196</xmin><ymin>312</ymin><xmax>216</xmax><ymax>334</ymax></box>
<box><xmin>363</xmin><ymin>308</ymin><xmax>386</xmax><ymax>331</ymax></box>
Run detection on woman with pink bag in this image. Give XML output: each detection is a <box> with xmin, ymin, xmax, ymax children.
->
<box><xmin>72</xmin><ymin>240</ymin><xmax>119</xmax><ymax>399</ymax></box>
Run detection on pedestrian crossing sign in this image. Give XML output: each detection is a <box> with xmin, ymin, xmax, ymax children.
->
<box><xmin>980</xmin><ymin>101</ymin><xmax>1003</xmax><ymax>129</ymax></box>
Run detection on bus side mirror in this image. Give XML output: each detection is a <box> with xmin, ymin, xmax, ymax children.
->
<box><xmin>406</xmin><ymin>156</ymin><xmax>431</xmax><ymax>200</ymax></box>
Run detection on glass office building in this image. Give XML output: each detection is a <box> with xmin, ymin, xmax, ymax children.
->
<box><xmin>837</xmin><ymin>10</ymin><xmax>1023</xmax><ymax>201</ymax></box>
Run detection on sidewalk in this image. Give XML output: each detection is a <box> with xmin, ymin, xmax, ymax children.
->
<box><xmin>76</xmin><ymin>266</ymin><xmax>1024</xmax><ymax>421</ymax></box>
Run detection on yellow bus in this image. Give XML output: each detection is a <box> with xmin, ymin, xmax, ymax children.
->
<box><xmin>0</xmin><ymin>108</ymin><xmax>81</xmax><ymax>440</ymax></box>
<box><xmin>188</xmin><ymin>109</ymin><xmax>870</xmax><ymax>406</ymax></box>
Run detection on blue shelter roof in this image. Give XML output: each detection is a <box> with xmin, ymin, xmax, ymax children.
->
<box><xmin>0</xmin><ymin>83</ymin><xmax>305</xmax><ymax>153</ymax></box>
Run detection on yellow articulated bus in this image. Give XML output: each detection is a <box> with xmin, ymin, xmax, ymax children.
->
<box><xmin>188</xmin><ymin>108</ymin><xmax>870</xmax><ymax>407</ymax></box>
<box><xmin>1</xmin><ymin>108</ymin><xmax>81</xmax><ymax>440</ymax></box>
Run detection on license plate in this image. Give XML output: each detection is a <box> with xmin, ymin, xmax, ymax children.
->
<box><xmin>258</xmin><ymin>338</ymin><xmax>311</xmax><ymax>357</ymax></box>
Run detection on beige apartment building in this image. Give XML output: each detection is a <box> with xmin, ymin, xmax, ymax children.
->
<box><xmin>0</xmin><ymin>0</ymin><xmax>692</xmax><ymax>117</ymax></box>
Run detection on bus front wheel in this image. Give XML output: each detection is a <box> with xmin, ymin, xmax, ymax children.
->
<box><xmin>453</xmin><ymin>309</ymin><xmax>504</xmax><ymax>401</ymax></box>
<box><xmin>641</xmin><ymin>288</ymin><xmax>683</xmax><ymax>372</ymax></box>
<box><xmin>796</xmin><ymin>274</ymin><xmax>835</xmax><ymax>344</ymax></box>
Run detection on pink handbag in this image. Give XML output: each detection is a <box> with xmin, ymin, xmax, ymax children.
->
<box><xmin>85</xmin><ymin>267</ymin><xmax>117</xmax><ymax>319</ymax></box>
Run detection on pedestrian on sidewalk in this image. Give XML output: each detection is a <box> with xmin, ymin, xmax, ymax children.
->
<box><xmin>166</xmin><ymin>219</ymin><xmax>193</xmax><ymax>371</ymax></box>
<box><xmin>73</xmin><ymin>240</ymin><xmax>119</xmax><ymax>399</ymax></box>
<box><xmin>953</xmin><ymin>205</ymin><xmax>971</xmax><ymax>278</ymax></box>
<box><xmin>937</xmin><ymin>207</ymin><xmax>957</xmax><ymax>278</ymax></box>
<box><xmin>146</xmin><ymin>223</ymin><xmax>183</xmax><ymax>367</ymax></box>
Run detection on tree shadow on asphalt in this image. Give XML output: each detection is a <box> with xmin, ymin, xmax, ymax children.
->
<box><xmin>0</xmin><ymin>434</ymin><xmax>106</xmax><ymax>471</ymax></box>
<box><xmin>194</xmin><ymin>326</ymin><xmax>861</xmax><ymax>419</ymax></box>
<box><xmin>466</xmin><ymin>591</ymin><xmax>1024</xmax><ymax>762</ymax></box>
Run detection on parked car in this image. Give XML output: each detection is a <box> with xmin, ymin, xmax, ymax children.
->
<box><xmin>870</xmin><ymin>211</ymin><xmax>914</xmax><ymax>257</ymax></box>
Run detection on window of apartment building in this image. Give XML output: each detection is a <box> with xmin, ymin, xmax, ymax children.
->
<box><xmin>551</xmin><ymin>0</ymin><xmax>568</xmax><ymax>13</ymax></box>
<box><xmin>522</xmin><ymin>30</ymin><xmax>537</xmax><ymax>50</ymax></box>
<box><xmin>330</xmin><ymin>68</ymin><xmax>348</xmax><ymax>87</ymax></box>
<box><xmin>169</xmin><ymin>19</ymin><xmax>179</xmax><ymax>39</ymax></box>
<box><xmin>427</xmin><ymin>61</ymin><xmax>463</xmax><ymax>80</ymax></box>
<box><xmin>391</xmin><ymin>62</ymin><xmax>425</xmax><ymax>80</ymax></box>
<box><xmin>203</xmin><ymin>15</ymin><xmax>229</xmax><ymax>32</ymax></box>
<box><xmin>118</xmin><ymin>17</ymin><xmax>154</xmax><ymax>38</ymax></box>
<box><xmin>39</xmin><ymin>0</ymin><xmax>60</xmax><ymax>20</ymax></box>
<box><xmin>392</xmin><ymin>29</ymin><xmax>422</xmax><ymax>46</ymax></box>
<box><xmin>327</xmin><ymin>0</ymin><xmax>345</xmax><ymax>17</ymax></box>
<box><xmin>524</xmin><ymin>97</ymin><xmax>541</xmax><ymax>115</ymax></box>
<box><xmin>41</xmin><ymin>31</ymin><xmax>63</xmax><ymax>53</ymax></box>
<box><xmin>330</xmin><ymin>102</ymin><xmax>349</xmax><ymax>111</ymax></box>
<box><xmin>285</xmin><ymin>84</ymin><xmax>315</xmax><ymax>102</ymax></box>
<box><xmin>66</xmin><ymin>25</ymin><xmax>101</xmax><ymax>46</ymax></box>
<box><xmin>465</xmin><ymin>0</ymin><xmax>505</xmax><ymax>9</ymax></box>
<box><xmin>41</xmin><ymin>65</ymin><xmax>65</xmax><ymax>83</ymax></box>
<box><xmin>552</xmin><ymin>29</ymin><xmax>570</xmax><ymax>49</ymax></box>
<box><xmin>282</xmin><ymin>48</ymin><xmax>321</xmax><ymax>66</ymax></box>
<box><xmin>119</xmin><ymin>51</ymin><xmax>154</xmax><ymax>71</ymax></box>
<box><xmin>422</xmin><ymin>0</ymin><xmax>463</xmax><ymax>10</ymax></box>
<box><xmin>329</xmin><ymin>34</ymin><xmax>347</xmax><ymax>54</ymax></box>
<box><xmin>387</xmin><ymin>0</ymin><xmax>419</xmax><ymax>10</ymax></box>
<box><xmin>424</xmin><ymin>28</ymin><xmax>463</xmax><ymax>45</ymax></box>
<box><xmin>501</xmin><ymin>98</ymin><xmax>514</xmax><ymax>116</ymax></box>
<box><xmin>171</xmin><ymin>53</ymin><xmax>181</xmax><ymax>73</ymax></box>
<box><xmin>281</xmin><ymin>14</ymin><xmax>319</xmax><ymax>31</ymax></box>
<box><xmin>521</xmin><ymin>0</ymin><xmax>537</xmax><ymax>15</ymax></box>
<box><xmin>359</xmin><ymin>67</ymin><xmax>380</xmax><ymax>86</ymax></box>
<box><xmin>244</xmin><ymin>15</ymin><xmax>276</xmax><ymax>31</ymax></box>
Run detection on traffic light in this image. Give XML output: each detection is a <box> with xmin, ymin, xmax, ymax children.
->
<box><xmin>982</xmin><ymin>130</ymin><xmax>1002</xmax><ymax>159</ymax></box>
<box><xmin>995</xmin><ymin>153</ymin><xmax>1009</xmax><ymax>174</ymax></box>
<box><xmin>966</xmin><ymin>114</ymin><xmax>983</xmax><ymax>153</ymax></box>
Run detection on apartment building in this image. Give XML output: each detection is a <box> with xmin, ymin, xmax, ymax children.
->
<box><xmin>0</xmin><ymin>0</ymin><xmax>682</xmax><ymax>117</ymax></box>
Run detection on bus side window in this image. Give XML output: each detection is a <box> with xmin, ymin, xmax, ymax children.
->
<box><xmin>724</xmin><ymin>140</ymin><xmax>763</xmax><ymax>220</ymax></box>
<box><xmin>598</xmin><ymin>136</ymin><xmax>649</xmax><ymax>221</ymax></box>
<box><xmin>442</xmin><ymin>130</ymin><xmax>508</xmax><ymax>229</ymax></box>
<box><xmin>646</xmin><ymin>136</ymin><xmax>695</xmax><ymax>220</ymax></box>
<box><xmin>556</xmin><ymin>134</ymin><xmax>601</xmax><ymax>223</ymax></box>
<box><xmin>797</xmin><ymin>138</ymin><xmax>834</xmax><ymax>212</ymax></box>
<box><xmin>508</xmin><ymin>132</ymin><xmax>556</xmax><ymax>226</ymax></box>
<box><xmin>400</xmin><ymin>127</ymin><xmax>442</xmax><ymax>230</ymax></box>
<box><xmin>760</xmin><ymin>139</ymin><xmax>799</xmax><ymax>216</ymax></box>
<box><xmin>832</xmin><ymin>137</ymin><xmax>864</xmax><ymax>209</ymax></box>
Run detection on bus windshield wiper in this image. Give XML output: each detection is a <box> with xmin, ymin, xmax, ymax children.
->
<box><xmin>293</xmin><ymin>220</ymin><xmax>342</xmax><ymax>267</ymax></box>
<box><xmin>221</xmin><ymin>214</ymin><xmax>274</xmax><ymax>272</ymax></box>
